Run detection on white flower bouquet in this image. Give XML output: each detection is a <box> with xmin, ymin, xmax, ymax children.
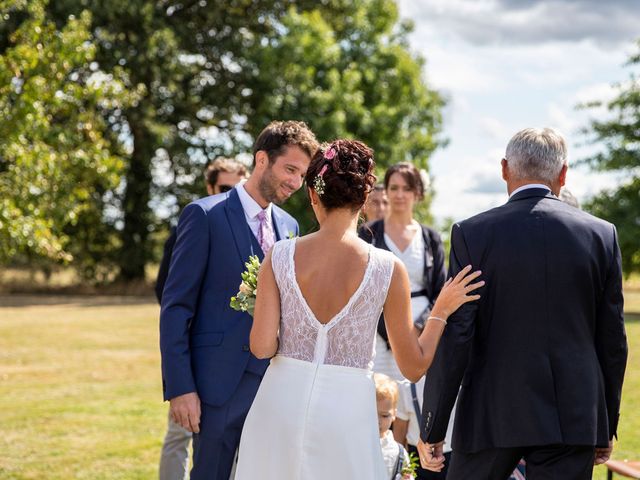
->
<box><xmin>230</xmin><ymin>255</ymin><xmax>260</xmax><ymax>316</ymax></box>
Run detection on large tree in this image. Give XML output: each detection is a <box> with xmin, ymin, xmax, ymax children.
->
<box><xmin>46</xmin><ymin>0</ymin><xmax>444</xmax><ymax>279</ymax></box>
<box><xmin>47</xmin><ymin>1</ymin><xmax>332</xmax><ymax>279</ymax></box>
<box><xmin>245</xmin><ymin>3</ymin><xmax>445</xmax><ymax>229</ymax></box>
<box><xmin>582</xmin><ymin>40</ymin><xmax>640</xmax><ymax>275</ymax></box>
<box><xmin>0</xmin><ymin>0</ymin><xmax>125</xmax><ymax>270</ymax></box>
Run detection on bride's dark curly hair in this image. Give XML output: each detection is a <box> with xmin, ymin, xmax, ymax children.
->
<box><xmin>305</xmin><ymin>139</ymin><xmax>377</xmax><ymax>212</ymax></box>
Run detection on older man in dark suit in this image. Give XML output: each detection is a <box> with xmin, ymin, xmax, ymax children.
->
<box><xmin>418</xmin><ymin>127</ymin><xmax>628</xmax><ymax>479</ymax></box>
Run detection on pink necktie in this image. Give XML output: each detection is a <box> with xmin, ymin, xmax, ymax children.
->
<box><xmin>257</xmin><ymin>210</ymin><xmax>275</xmax><ymax>253</ymax></box>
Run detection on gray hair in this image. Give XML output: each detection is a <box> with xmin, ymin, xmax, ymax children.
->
<box><xmin>559</xmin><ymin>188</ymin><xmax>580</xmax><ymax>208</ymax></box>
<box><xmin>505</xmin><ymin>128</ymin><xmax>567</xmax><ymax>184</ymax></box>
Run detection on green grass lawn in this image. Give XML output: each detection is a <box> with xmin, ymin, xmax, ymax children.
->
<box><xmin>0</xmin><ymin>296</ymin><xmax>165</xmax><ymax>479</ymax></box>
<box><xmin>0</xmin><ymin>294</ymin><xmax>638</xmax><ymax>479</ymax></box>
<box><xmin>625</xmin><ymin>287</ymin><xmax>640</xmax><ymax>314</ymax></box>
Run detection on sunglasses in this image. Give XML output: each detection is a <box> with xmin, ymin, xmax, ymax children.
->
<box><xmin>218</xmin><ymin>185</ymin><xmax>233</xmax><ymax>193</ymax></box>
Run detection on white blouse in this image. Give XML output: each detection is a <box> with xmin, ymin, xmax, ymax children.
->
<box><xmin>372</xmin><ymin>227</ymin><xmax>428</xmax><ymax>382</ymax></box>
<box><xmin>384</xmin><ymin>229</ymin><xmax>428</xmax><ymax>323</ymax></box>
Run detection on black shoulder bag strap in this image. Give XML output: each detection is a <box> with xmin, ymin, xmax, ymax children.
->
<box><xmin>393</xmin><ymin>442</ymin><xmax>406</xmax><ymax>479</ymax></box>
<box><xmin>421</xmin><ymin>225</ymin><xmax>435</xmax><ymax>303</ymax></box>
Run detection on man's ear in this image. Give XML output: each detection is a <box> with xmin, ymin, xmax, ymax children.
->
<box><xmin>255</xmin><ymin>150</ymin><xmax>269</xmax><ymax>170</ymax></box>
<box><xmin>501</xmin><ymin>158</ymin><xmax>508</xmax><ymax>181</ymax></box>
<box><xmin>558</xmin><ymin>163</ymin><xmax>568</xmax><ymax>187</ymax></box>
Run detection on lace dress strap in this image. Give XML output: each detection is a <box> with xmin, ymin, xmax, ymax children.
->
<box><xmin>270</xmin><ymin>239</ymin><xmax>293</xmax><ymax>290</ymax></box>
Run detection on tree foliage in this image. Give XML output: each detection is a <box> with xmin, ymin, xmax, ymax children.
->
<box><xmin>0</xmin><ymin>0</ymin><xmax>126</xmax><ymax>272</ymax></box>
<box><xmin>245</xmin><ymin>3</ymin><xmax>445</xmax><ymax>230</ymax></box>
<box><xmin>44</xmin><ymin>1</ymin><xmax>308</xmax><ymax>279</ymax></box>
<box><xmin>4</xmin><ymin>0</ymin><xmax>445</xmax><ymax>281</ymax></box>
<box><xmin>582</xmin><ymin>40</ymin><xmax>640</xmax><ymax>275</ymax></box>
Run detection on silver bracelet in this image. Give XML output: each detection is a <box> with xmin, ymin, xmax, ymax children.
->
<box><xmin>427</xmin><ymin>316</ymin><xmax>447</xmax><ymax>326</ymax></box>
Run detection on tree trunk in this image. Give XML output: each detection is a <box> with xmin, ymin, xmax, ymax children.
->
<box><xmin>118</xmin><ymin>110</ymin><xmax>154</xmax><ymax>281</ymax></box>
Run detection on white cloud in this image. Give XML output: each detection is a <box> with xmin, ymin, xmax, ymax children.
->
<box><xmin>410</xmin><ymin>41</ymin><xmax>505</xmax><ymax>93</ymax></box>
<box><xmin>399</xmin><ymin>0</ymin><xmax>640</xmax><ymax>47</ymax></box>
<box><xmin>571</xmin><ymin>82</ymin><xmax>619</xmax><ymax>106</ymax></box>
<box><xmin>396</xmin><ymin>0</ymin><xmax>638</xmax><ymax>222</ymax></box>
<box><xmin>545</xmin><ymin>103</ymin><xmax>577</xmax><ymax>134</ymax></box>
<box><xmin>478</xmin><ymin>117</ymin><xmax>511</xmax><ymax>140</ymax></box>
<box><xmin>431</xmin><ymin>148</ymin><xmax>507</xmax><ymax>220</ymax></box>
<box><xmin>565</xmin><ymin>166</ymin><xmax>624</xmax><ymax>201</ymax></box>
<box><xmin>452</xmin><ymin>95</ymin><xmax>472</xmax><ymax>113</ymax></box>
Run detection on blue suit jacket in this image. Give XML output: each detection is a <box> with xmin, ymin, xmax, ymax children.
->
<box><xmin>159</xmin><ymin>187</ymin><xmax>299</xmax><ymax>406</ymax></box>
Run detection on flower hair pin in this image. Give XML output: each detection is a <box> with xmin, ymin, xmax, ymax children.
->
<box><xmin>313</xmin><ymin>164</ymin><xmax>329</xmax><ymax>196</ymax></box>
<box><xmin>324</xmin><ymin>147</ymin><xmax>336</xmax><ymax>160</ymax></box>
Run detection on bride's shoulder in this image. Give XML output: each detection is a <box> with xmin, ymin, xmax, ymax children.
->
<box><xmin>275</xmin><ymin>236</ymin><xmax>296</xmax><ymax>247</ymax></box>
<box><xmin>271</xmin><ymin>237</ymin><xmax>295</xmax><ymax>258</ymax></box>
<box><xmin>369</xmin><ymin>244</ymin><xmax>398</xmax><ymax>268</ymax></box>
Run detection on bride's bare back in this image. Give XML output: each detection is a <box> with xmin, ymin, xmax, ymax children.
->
<box><xmin>293</xmin><ymin>234</ymin><xmax>370</xmax><ymax>325</ymax></box>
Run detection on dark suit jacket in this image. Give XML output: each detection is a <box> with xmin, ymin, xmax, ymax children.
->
<box><xmin>159</xmin><ymin>188</ymin><xmax>298</xmax><ymax>406</ymax></box>
<box><xmin>420</xmin><ymin>188</ymin><xmax>627</xmax><ymax>452</ymax></box>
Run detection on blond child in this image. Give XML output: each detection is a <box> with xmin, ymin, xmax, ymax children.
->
<box><xmin>374</xmin><ymin>373</ymin><xmax>414</xmax><ymax>480</ymax></box>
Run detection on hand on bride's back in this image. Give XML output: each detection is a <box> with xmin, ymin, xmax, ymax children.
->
<box><xmin>433</xmin><ymin>265</ymin><xmax>484</xmax><ymax>318</ymax></box>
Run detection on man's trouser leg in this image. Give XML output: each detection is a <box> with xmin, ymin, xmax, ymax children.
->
<box><xmin>159</xmin><ymin>410</ymin><xmax>192</xmax><ymax>480</ymax></box>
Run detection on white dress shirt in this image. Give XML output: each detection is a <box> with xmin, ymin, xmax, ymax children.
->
<box><xmin>380</xmin><ymin>430</ymin><xmax>412</xmax><ymax>479</ymax></box>
<box><xmin>509</xmin><ymin>183</ymin><xmax>551</xmax><ymax>198</ymax></box>
<box><xmin>235</xmin><ymin>183</ymin><xmax>274</xmax><ymax>239</ymax></box>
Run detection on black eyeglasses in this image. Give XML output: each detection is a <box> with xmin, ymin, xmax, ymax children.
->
<box><xmin>218</xmin><ymin>185</ymin><xmax>233</xmax><ymax>193</ymax></box>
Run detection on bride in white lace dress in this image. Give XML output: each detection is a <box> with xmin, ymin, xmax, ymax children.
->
<box><xmin>235</xmin><ymin>140</ymin><xmax>482</xmax><ymax>480</ymax></box>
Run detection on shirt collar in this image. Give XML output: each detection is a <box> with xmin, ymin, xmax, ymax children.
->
<box><xmin>509</xmin><ymin>183</ymin><xmax>551</xmax><ymax>198</ymax></box>
<box><xmin>236</xmin><ymin>183</ymin><xmax>272</xmax><ymax>220</ymax></box>
<box><xmin>380</xmin><ymin>430</ymin><xmax>395</xmax><ymax>448</ymax></box>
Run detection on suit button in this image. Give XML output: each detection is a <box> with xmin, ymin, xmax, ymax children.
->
<box><xmin>242</xmin><ymin>345</ymin><xmax>250</xmax><ymax>352</ymax></box>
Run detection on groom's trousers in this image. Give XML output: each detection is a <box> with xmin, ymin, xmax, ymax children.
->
<box><xmin>190</xmin><ymin>371</ymin><xmax>262</xmax><ymax>480</ymax></box>
<box><xmin>447</xmin><ymin>444</ymin><xmax>596</xmax><ymax>480</ymax></box>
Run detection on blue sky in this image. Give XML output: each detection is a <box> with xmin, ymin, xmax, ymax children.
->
<box><xmin>396</xmin><ymin>0</ymin><xmax>640</xmax><ymax>222</ymax></box>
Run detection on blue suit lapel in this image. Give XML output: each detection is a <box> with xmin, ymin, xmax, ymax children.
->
<box><xmin>225</xmin><ymin>188</ymin><xmax>257</xmax><ymax>262</ymax></box>
<box><xmin>271</xmin><ymin>208</ymin><xmax>288</xmax><ymax>241</ymax></box>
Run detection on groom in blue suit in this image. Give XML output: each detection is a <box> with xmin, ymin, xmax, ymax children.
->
<box><xmin>160</xmin><ymin>120</ymin><xmax>318</xmax><ymax>479</ymax></box>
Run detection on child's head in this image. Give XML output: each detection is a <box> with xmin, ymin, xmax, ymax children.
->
<box><xmin>374</xmin><ymin>373</ymin><xmax>398</xmax><ymax>437</ymax></box>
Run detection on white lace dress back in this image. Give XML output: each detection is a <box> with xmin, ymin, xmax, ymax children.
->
<box><xmin>271</xmin><ymin>238</ymin><xmax>395</xmax><ymax>370</ymax></box>
<box><xmin>237</xmin><ymin>237</ymin><xmax>395</xmax><ymax>479</ymax></box>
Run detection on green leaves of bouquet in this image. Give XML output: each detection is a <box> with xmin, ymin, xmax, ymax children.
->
<box><xmin>402</xmin><ymin>452</ymin><xmax>420</xmax><ymax>478</ymax></box>
<box><xmin>230</xmin><ymin>255</ymin><xmax>261</xmax><ymax>316</ymax></box>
